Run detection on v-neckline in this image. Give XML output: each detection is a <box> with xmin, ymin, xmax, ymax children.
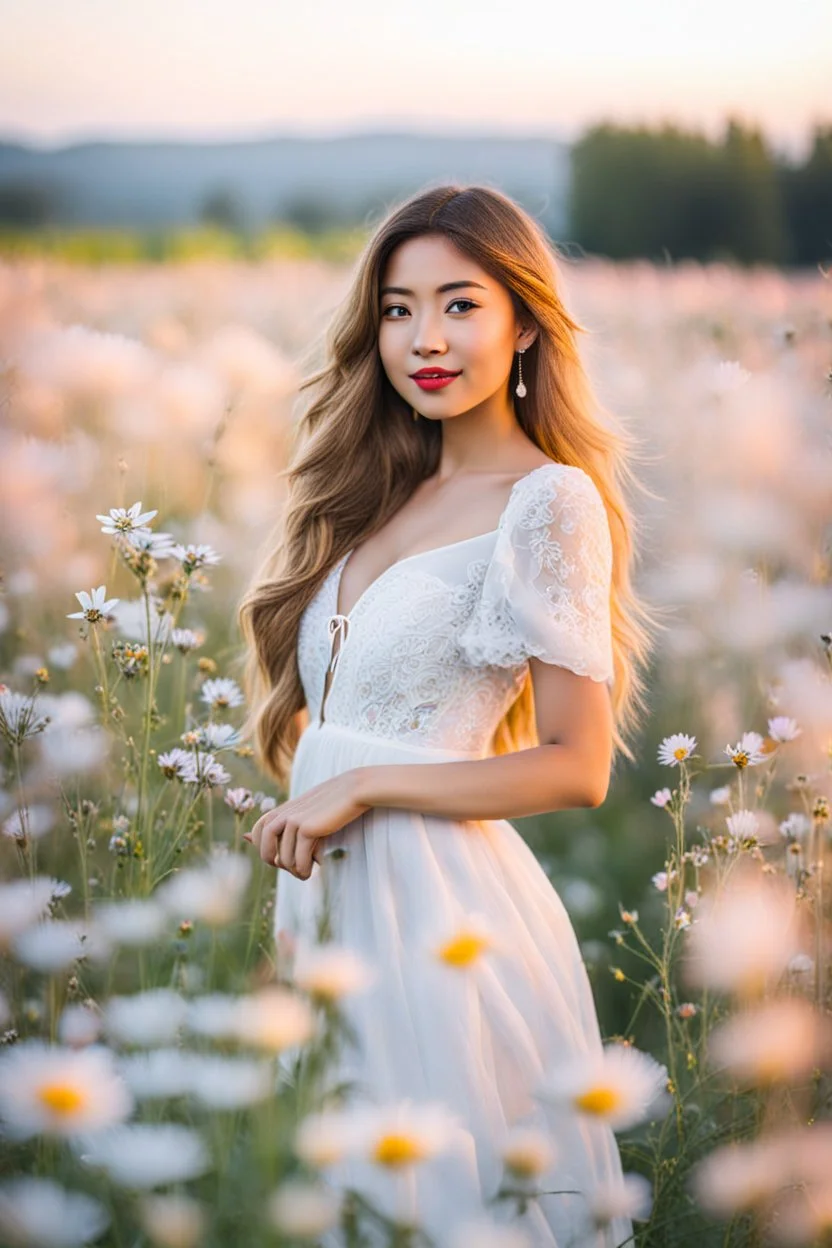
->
<box><xmin>332</xmin><ymin>461</ymin><xmax>560</xmax><ymax>622</ymax></box>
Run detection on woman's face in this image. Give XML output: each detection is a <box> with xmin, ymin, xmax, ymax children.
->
<box><xmin>377</xmin><ymin>234</ymin><xmax>533</xmax><ymax>419</ymax></box>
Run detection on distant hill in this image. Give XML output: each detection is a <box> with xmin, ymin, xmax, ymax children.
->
<box><xmin>0</xmin><ymin>131</ymin><xmax>570</xmax><ymax>234</ymax></box>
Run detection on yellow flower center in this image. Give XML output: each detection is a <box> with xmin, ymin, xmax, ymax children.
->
<box><xmin>673</xmin><ymin>747</ymin><xmax>687</xmax><ymax>760</ymax></box>
<box><xmin>38</xmin><ymin>1081</ymin><xmax>86</xmax><ymax>1116</ymax></box>
<box><xmin>575</xmin><ymin>1084</ymin><xmax>622</xmax><ymax>1116</ymax></box>
<box><xmin>373</xmin><ymin>1133</ymin><xmax>425</xmax><ymax>1168</ymax></box>
<box><xmin>438</xmin><ymin>934</ymin><xmax>489</xmax><ymax>967</ymax></box>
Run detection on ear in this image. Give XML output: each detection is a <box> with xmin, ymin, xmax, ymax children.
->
<box><xmin>516</xmin><ymin>322</ymin><xmax>539</xmax><ymax>351</ymax></box>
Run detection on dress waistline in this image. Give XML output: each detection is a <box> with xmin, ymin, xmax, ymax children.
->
<box><xmin>303</xmin><ymin>718</ymin><xmax>486</xmax><ymax>761</ymax></box>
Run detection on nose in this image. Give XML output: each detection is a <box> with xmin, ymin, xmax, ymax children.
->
<box><xmin>410</xmin><ymin>309</ymin><xmax>448</xmax><ymax>358</ymax></box>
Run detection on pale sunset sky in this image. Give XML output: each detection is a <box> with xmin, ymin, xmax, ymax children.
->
<box><xmin>2</xmin><ymin>0</ymin><xmax>829</xmax><ymax>157</ymax></box>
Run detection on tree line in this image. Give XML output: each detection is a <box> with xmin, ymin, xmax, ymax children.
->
<box><xmin>568</xmin><ymin>117</ymin><xmax>831</xmax><ymax>267</ymax></box>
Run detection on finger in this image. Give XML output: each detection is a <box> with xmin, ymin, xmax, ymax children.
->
<box><xmin>296</xmin><ymin>832</ymin><xmax>317</xmax><ymax>880</ymax></box>
<box><xmin>278</xmin><ymin>824</ymin><xmax>297</xmax><ymax>875</ymax></box>
<box><xmin>260</xmin><ymin>820</ymin><xmax>281</xmax><ymax>866</ymax></box>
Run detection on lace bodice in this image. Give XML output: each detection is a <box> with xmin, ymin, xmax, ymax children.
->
<box><xmin>296</xmin><ymin>462</ymin><xmax>614</xmax><ymax>756</ymax></box>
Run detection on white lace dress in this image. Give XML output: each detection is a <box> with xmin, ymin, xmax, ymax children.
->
<box><xmin>274</xmin><ymin>462</ymin><xmax>632</xmax><ymax>1248</ymax></box>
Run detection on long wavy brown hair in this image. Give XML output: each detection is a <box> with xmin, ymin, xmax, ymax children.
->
<box><xmin>236</xmin><ymin>183</ymin><xmax>664</xmax><ymax>791</ymax></box>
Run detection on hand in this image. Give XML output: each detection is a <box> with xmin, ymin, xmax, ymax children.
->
<box><xmin>243</xmin><ymin>769</ymin><xmax>371</xmax><ymax>880</ymax></box>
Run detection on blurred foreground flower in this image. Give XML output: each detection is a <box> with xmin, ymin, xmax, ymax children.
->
<box><xmin>73</xmin><ymin>1123</ymin><xmax>211</xmax><ymax>1188</ymax></box>
<box><xmin>683</xmin><ymin>865</ymin><xmax>808</xmax><ymax>999</ymax></box>
<box><xmin>138</xmin><ymin>1194</ymin><xmax>206</xmax><ymax>1248</ymax></box>
<box><xmin>0</xmin><ymin>1176</ymin><xmax>110</xmax><ymax>1248</ymax></box>
<box><xmin>292</xmin><ymin>941</ymin><xmax>377</xmax><ymax>1003</ymax></box>
<box><xmin>589</xmin><ymin>1171</ymin><xmax>653</xmax><ymax>1226</ymax></box>
<box><xmin>267</xmin><ymin>1178</ymin><xmax>341</xmax><ymax>1238</ymax></box>
<box><xmin>154</xmin><ymin>846</ymin><xmax>251</xmax><ymax>926</ymax></box>
<box><xmin>706</xmin><ymin>996</ymin><xmax>830</xmax><ymax>1086</ymax></box>
<box><xmin>0</xmin><ymin>1041</ymin><xmax>134</xmax><ymax>1139</ymax></box>
<box><xmin>0</xmin><ymin>690</ymin><xmax>51</xmax><ymax>747</ymax></box>
<box><xmin>536</xmin><ymin>1043</ymin><xmax>670</xmax><ymax>1131</ymax></box>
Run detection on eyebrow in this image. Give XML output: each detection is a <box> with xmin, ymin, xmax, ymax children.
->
<box><xmin>379</xmin><ymin>280</ymin><xmax>488</xmax><ymax>297</ymax></box>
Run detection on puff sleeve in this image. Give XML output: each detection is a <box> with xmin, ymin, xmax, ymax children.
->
<box><xmin>457</xmin><ymin>465</ymin><xmax>615</xmax><ymax>683</ymax></box>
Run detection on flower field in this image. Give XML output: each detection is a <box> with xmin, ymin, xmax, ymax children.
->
<box><xmin>0</xmin><ymin>253</ymin><xmax>830</xmax><ymax>1247</ymax></box>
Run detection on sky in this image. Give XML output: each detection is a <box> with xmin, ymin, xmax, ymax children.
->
<box><xmin>2</xmin><ymin>0</ymin><xmax>829</xmax><ymax>159</ymax></box>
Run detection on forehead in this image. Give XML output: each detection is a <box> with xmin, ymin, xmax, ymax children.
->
<box><xmin>381</xmin><ymin>234</ymin><xmax>492</xmax><ymax>288</ymax></box>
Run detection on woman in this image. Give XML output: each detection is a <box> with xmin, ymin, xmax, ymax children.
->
<box><xmin>238</xmin><ymin>184</ymin><xmax>656</xmax><ymax>1246</ymax></box>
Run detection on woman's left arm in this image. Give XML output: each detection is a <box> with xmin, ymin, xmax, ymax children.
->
<box><xmin>356</xmin><ymin>659</ymin><xmax>613</xmax><ymax>819</ymax></box>
<box><xmin>246</xmin><ymin>662</ymin><xmax>613</xmax><ymax>879</ymax></box>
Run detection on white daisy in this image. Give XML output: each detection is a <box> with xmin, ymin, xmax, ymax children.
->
<box><xmin>691</xmin><ymin>1136</ymin><xmax>785</xmax><ymax>1216</ymax></box>
<box><xmin>0</xmin><ymin>1176</ymin><xmax>110</xmax><ymax>1248</ymax></box>
<box><xmin>170</xmin><ymin>628</ymin><xmax>204</xmax><ymax>653</ymax></box>
<box><xmin>102</xmin><ymin>989</ymin><xmax>187</xmax><ymax>1047</ymax></box>
<box><xmin>709</xmin><ymin>785</ymin><xmax>732</xmax><ymax>806</ymax></box>
<box><xmin>0</xmin><ymin>690</ymin><xmax>51</xmax><ymax>746</ymax></box>
<box><xmin>187</xmin><ymin>751</ymin><xmax>231</xmax><ymax>789</ymax></box>
<box><xmin>433</xmin><ymin>915</ymin><xmax>499</xmax><ymax>969</ymax></box>
<box><xmin>0</xmin><ymin>877</ymin><xmax>62</xmax><ymax>948</ymax></box>
<box><xmin>724</xmin><ymin>732</ymin><xmax>767</xmax><ymax>768</ymax></box>
<box><xmin>223</xmin><ymin>787</ymin><xmax>255</xmax><ymax>814</ymax></box>
<box><xmin>292</xmin><ymin>942</ymin><xmax>377</xmax><ymax>1003</ymax></box>
<box><xmin>12</xmin><ymin>920</ymin><xmax>111</xmax><ymax>974</ymax></box>
<box><xmin>0</xmin><ymin>1041</ymin><xmax>134</xmax><ymax>1139</ymax></box>
<box><xmin>96</xmin><ymin>502</ymin><xmax>158</xmax><ymax>537</ymax></box>
<box><xmin>294</xmin><ymin>1107</ymin><xmax>368</xmax><ymax>1168</ymax></box>
<box><xmin>768</xmin><ymin>716</ymin><xmax>801</xmax><ymax>742</ymax></box>
<box><xmin>154</xmin><ymin>847</ymin><xmax>252</xmax><ymax>927</ymax></box>
<box><xmin>267</xmin><ymin>1178</ymin><xmax>341</xmax><ymax>1237</ymax></box>
<box><xmin>122</xmin><ymin>529</ymin><xmax>178</xmax><ymax>559</ymax></box>
<box><xmin>233</xmin><ymin>986</ymin><xmax>316</xmax><ymax>1053</ymax></box>
<box><xmin>726</xmin><ymin>810</ymin><xmax>760</xmax><ymax>846</ymax></box>
<box><xmin>657</xmin><ymin>734</ymin><xmax>697</xmax><ymax>766</ymax></box>
<box><xmin>683</xmin><ymin>867</ymin><xmax>805</xmax><ymax>997</ymax></box>
<box><xmin>193</xmin><ymin>721</ymin><xmax>239</xmax><ymax>750</ymax></box>
<box><xmin>780</xmin><ymin>812</ymin><xmax>811</xmax><ymax>843</ymax></box>
<box><xmin>92</xmin><ymin>898</ymin><xmax>167</xmax><ymax>947</ymax></box>
<box><xmin>588</xmin><ymin>1171</ymin><xmax>653</xmax><ymax>1224</ymax></box>
<box><xmin>2</xmin><ymin>803</ymin><xmax>55</xmax><ymax>842</ymax></box>
<box><xmin>58</xmin><ymin>1002</ymin><xmax>103</xmax><ymax>1049</ymax></box>
<box><xmin>137</xmin><ymin>1194</ymin><xmax>205</xmax><ymax>1248</ymax></box>
<box><xmin>706</xmin><ymin>997</ymin><xmax>825</xmax><ymax>1085</ymax></box>
<box><xmin>171</xmin><ymin>543</ymin><xmax>222</xmax><ymax>573</ymax></box>
<box><xmin>66</xmin><ymin>585</ymin><xmax>120</xmax><ymax>623</ymax></box>
<box><xmin>157</xmin><ymin>748</ymin><xmax>197</xmax><ymax>782</ymax></box>
<box><xmin>116</xmin><ymin>1048</ymin><xmax>194</xmax><ymax>1101</ymax></box>
<box><xmin>73</xmin><ymin>1123</ymin><xmax>211</xmax><ymax>1189</ymax></box>
<box><xmin>353</xmin><ymin>1100</ymin><xmax>460</xmax><ymax>1171</ymax></box>
<box><xmin>499</xmin><ymin>1125</ymin><xmax>557</xmax><ymax>1180</ymax></box>
<box><xmin>186</xmin><ymin>1054</ymin><xmax>274</xmax><ymax>1109</ymax></box>
<box><xmin>199</xmin><ymin>678</ymin><xmax>244</xmax><ymax>710</ymax></box>
<box><xmin>536</xmin><ymin>1043</ymin><xmax>671</xmax><ymax>1131</ymax></box>
<box><xmin>183</xmin><ymin>993</ymin><xmax>242</xmax><ymax>1040</ymax></box>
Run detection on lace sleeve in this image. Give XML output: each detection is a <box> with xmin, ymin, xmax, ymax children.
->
<box><xmin>457</xmin><ymin>465</ymin><xmax>615</xmax><ymax>683</ymax></box>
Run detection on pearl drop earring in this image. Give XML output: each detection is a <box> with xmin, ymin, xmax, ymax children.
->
<box><xmin>515</xmin><ymin>348</ymin><xmax>527</xmax><ymax>398</ymax></box>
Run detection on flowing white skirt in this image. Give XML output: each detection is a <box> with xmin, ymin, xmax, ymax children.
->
<box><xmin>273</xmin><ymin>719</ymin><xmax>634</xmax><ymax>1248</ymax></box>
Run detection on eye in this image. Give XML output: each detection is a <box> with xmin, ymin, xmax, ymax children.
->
<box><xmin>381</xmin><ymin>299</ymin><xmax>479</xmax><ymax>319</ymax></box>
